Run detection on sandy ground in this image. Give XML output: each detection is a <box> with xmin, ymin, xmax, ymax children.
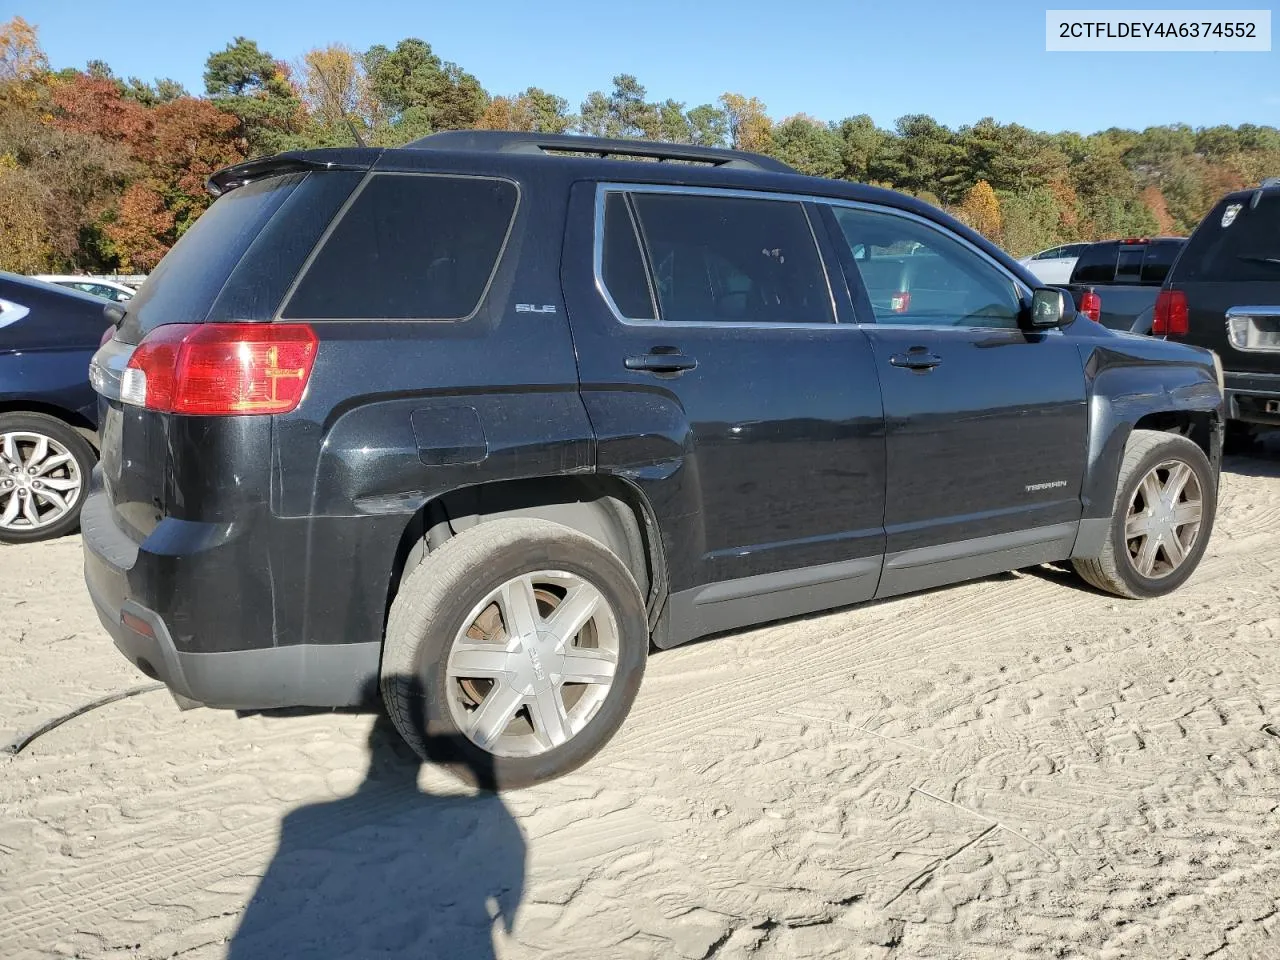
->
<box><xmin>2</xmin><ymin>443</ymin><xmax>1280</xmax><ymax>960</ymax></box>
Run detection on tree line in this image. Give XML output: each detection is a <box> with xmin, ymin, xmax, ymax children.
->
<box><xmin>1</xmin><ymin>15</ymin><xmax>1276</xmax><ymax>274</ymax></box>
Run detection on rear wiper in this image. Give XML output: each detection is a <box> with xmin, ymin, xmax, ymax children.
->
<box><xmin>1237</xmin><ymin>255</ymin><xmax>1280</xmax><ymax>269</ymax></box>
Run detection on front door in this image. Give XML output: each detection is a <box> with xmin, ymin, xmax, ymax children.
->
<box><xmin>563</xmin><ymin>183</ymin><xmax>887</xmax><ymax>643</ymax></box>
<box><xmin>820</xmin><ymin>202</ymin><xmax>1089</xmax><ymax>596</ymax></box>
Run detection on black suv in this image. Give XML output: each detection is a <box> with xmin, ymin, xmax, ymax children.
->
<box><xmin>1159</xmin><ymin>179</ymin><xmax>1280</xmax><ymax>442</ymax></box>
<box><xmin>84</xmin><ymin>132</ymin><xmax>1225</xmax><ymax>788</ymax></box>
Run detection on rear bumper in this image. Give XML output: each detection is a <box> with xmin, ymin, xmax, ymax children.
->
<box><xmin>81</xmin><ymin>470</ymin><xmax>380</xmax><ymax>709</ymax></box>
<box><xmin>1225</xmin><ymin>371</ymin><xmax>1280</xmax><ymax>426</ymax></box>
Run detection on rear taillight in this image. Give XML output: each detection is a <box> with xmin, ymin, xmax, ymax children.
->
<box><xmin>123</xmin><ymin>323</ymin><xmax>318</xmax><ymax>415</ymax></box>
<box><xmin>890</xmin><ymin>291</ymin><xmax>911</xmax><ymax>314</ymax></box>
<box><xmin>1153</xmin><ymin>290</ymin><xmax>1188</xmax><ymax>337</ymax></box>
<box><xmin>1079</xmin><ymin>289</ymin><xmax>1101</xmax><ymax>323</ymax></box>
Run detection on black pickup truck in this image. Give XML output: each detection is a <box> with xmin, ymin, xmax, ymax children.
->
<box><xmin>1064</xmin><ymin>237</ymin><xmax>1186</xmax><ymax>334</ymax></box>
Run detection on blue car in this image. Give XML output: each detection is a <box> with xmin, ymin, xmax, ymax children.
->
<box><xmin>0</xmin><ymin>272</ymin><xmax>107</xmax><ymax>543</ymax></box>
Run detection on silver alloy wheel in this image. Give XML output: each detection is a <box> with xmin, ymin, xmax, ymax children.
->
<box><xmin>446</xmin><ymin>570</ymin><xmax>620</xmax><ymax>758</ymax></box>
<box><xmin>0</xmin><ymin>431</ymin><xmax>83</xmax><ymax>532</ymax></box>
<box><xmin>1125</xmin><ymin>458</ymin><xmax>1203</xmax><ymax>580</ymax></box>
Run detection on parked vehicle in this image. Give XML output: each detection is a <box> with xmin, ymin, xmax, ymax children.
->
<box><xmin>83</xmin><ymin>132</ymin><xmax>1225</xmax><ymax>789</ymax></box>
<box><xmin>1019</xmin><ymin>243</ymin><xmax>1092</xmax><ymax>284</ymax></box>
<box><xmin>1159</xmin><ymin>180</ymin><xmax>1280</xmax><ymax>444</ymax></box>
<box><xmin>34</xmin><ymin>275</ymin><xmax>136</xmax><ymax>303</ymax></box>
<box><xmin>0</xmin><ymin>273</ymin><xmax>106</xmax><ymax>543</ymax></box>
<box><xmin>1062</xmin><ymin>237</ymin><xmax>1187</xmax><ymax>333</ymax></box>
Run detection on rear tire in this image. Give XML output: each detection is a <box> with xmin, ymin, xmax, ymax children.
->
<box><xmin>1073</xmin><ymin>429</ymin><xmax>1215</xmax><ymax>599</ymax></box>
<box><xmin>0</xmin><ymin>412</ymin><xmax>96</xmax><ymax>545</ymax></box>
<box><xmin>381</xmin><ymin>518</ymin><xmax>648</xmax><ymax>790</ymax></box>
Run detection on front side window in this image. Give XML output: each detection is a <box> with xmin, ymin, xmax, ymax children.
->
<box><xmin>600</xmin><ymin>190</ymin><xmax>834</xmax><ymax>325</ymax></box>
<box><xmin>831</xmin><ymin>206</ymin><xmax>1023</xmax><ymax>328</ymax></box>
<box><xmin>285</xmin><ymin>174</ymin><xmax>518</xmax><ymax>320</ymax></box>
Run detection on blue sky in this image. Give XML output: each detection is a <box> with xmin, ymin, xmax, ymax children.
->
<box><xmin>11</xmin><ymin>0</ymin><xmax>1277</xmax><ymax>134</ymax></box>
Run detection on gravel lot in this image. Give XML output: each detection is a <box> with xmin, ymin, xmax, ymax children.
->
<box><xmin>3</xmin><ymin>442</ymin><xmax>1279</xmax><ymax>960</ymax></box>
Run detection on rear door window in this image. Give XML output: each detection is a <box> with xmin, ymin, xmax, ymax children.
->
<box><xmin>1175</xmin><ymin>193</ymin><xmax>1280</xmax><ymax>283</ymax></box>
<box><xmin>617</xmin><ymin>191</ymin><xmax>833</xmax><ymax>325</ymax></box>
<box><xmin>283</xmin><ymin>173</ymin><xmax>519</xmax><ymax>320</ymax></box>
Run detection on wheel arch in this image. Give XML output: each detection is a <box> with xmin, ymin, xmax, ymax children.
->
<box><xmin>0</xmin><ymin>400</ymin><xmax>99</xmax><ymax>451</ymax></box>
<box><xmin>385</xmin><ymin>474</ymin><xmax>668</xmax><ymax>645</ymax></box>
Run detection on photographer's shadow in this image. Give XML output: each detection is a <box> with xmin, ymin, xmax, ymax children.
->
<box><xmin>228</xmin><ymin>716</ymin><xmax>524</xmax><ymax>959</ymax></box>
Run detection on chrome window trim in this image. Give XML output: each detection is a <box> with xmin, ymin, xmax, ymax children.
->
<box><xmin>1225</xmin><ymin>305</ymin><xmax>1280</xmax><ymax>353</ymax></box>
<box><xmin>592</xmin><ymin>182</ymin><xmax>840</xmax><ymax>331</ymax></box>
<box><xmin>276</xmin><ymin>171</ymin><xmax>523</xmax><ymax>324</ymax></box>
<box><xmin>591</xmin><ymin>182</ymin><xmax>1035</xmax><ymax>334</ymax></box>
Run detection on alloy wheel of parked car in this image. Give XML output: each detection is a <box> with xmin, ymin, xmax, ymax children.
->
<box><xmin>0</xmin><ymin>414</ymin><xmax>94</xmax><ymax>544</ymax></box>
<box><xmin>381</xmin><ymin>517</ymin><xmax>648</xmax><ymax>790</ymax></box>
<box><xmin>1124</xmin><ymin>459</ymin><xmax>1204</xmax><ymax>580</ymax></box>
<box><xmin>446</xmin><ymin>571</ymin><xmax>621</xmax><ymax>758</ymax></box>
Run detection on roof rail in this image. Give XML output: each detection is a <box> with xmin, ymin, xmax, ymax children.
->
<box><xmin>407</xmin><ymin>130</ymin><xmax>795</xmax><ymax>174</ymax></box>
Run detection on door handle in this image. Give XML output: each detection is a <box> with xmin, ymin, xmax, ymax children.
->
<box><xmin>889</xmin><ymin>352</ymin><xmax>943</xmax><ymax>370</ymax></box>
<box><xmin>625</xmin><ymin>351</ymin><xmax>697</xmax><ymax>374</ymax></box>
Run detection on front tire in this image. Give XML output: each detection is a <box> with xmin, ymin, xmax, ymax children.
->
<box><xmin>1073</xmin><ymin>429</ymin><xmax>1216</xmax><ymax>599</ymax></box>
<box><xmin>381</xmin><ymin>518</ymin><xmax>648</xmax><ymax>790</ymax></box>
<box><xmin>0</xmin><ymin>412</ymin><xmax>95</xmax><ymax>545</ymax></box>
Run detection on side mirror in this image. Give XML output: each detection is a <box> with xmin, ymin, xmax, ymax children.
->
<box><xmin>1026</xmin><ymin>287</ymin><xmax>1073</xmax><ymax>329</ymax></box>
<box><xmin>103</xmin><ymin>303</ymin><xmax>126</xmax><ymax>326</ymax></box>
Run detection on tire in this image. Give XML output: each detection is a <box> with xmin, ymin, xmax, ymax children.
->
<box><xmin>0</xmin><ymin>412</ymin><xmax>96</xmax><ymax>545</ymax></box>
<box><xmin>381</xmin><ymin>517</ymin><xmax>648</xmax><ymax>790</ymax></box>
<box><xmin>1073</xmin><ymin>429</ymin><xmax>1216</xmax><ymax>599</ymax></box>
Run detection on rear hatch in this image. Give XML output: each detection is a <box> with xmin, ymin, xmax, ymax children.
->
<box><xmin>90</xmin><ymin>161</ymin><xmax>366</xmax><ymax>541</ymax></box>
<box><xmin>1165</xmin><ymin>189</ymin><xmax>1280</xmax><ymax>375</ymax></box>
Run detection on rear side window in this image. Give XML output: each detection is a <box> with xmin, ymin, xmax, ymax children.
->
<box><xmin>614</xmin><ymin>191</ymin><xmax>833</xmax><ymax>324</ymax></box>
<box><xmin>1070</xmin><ymin>243</ymin><xmax>1119</xmax><ymax>284</ymax></box>
<box><xmin>1175</xmin><ymin>194</ymin><xmax>1280</xmax><ymax>283</ymax></box>
<box><xmin>283</xmin><ymin>174</ymin><xmax>519</xmax><ymax>320</ymax></box>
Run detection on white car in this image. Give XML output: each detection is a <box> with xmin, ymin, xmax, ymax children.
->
<box><xmin>1018</xmin><ymin>243</ymin><xmax>1091</xmax><ymax>285</ymax></box>
<box><xmin>34</xmin><ymin>275</ymin><xmax>136</xmax><ymax>303</ymax></box>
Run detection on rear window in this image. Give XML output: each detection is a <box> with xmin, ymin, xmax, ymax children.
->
<box><xmin>1175</xmin><ymin>193</ymin><xmax>1280</xmax><ymax>283</ymax></box>
<box><xmin>1069</xmin><ymin>240</ymin><xmax>1184</xmax><ymax>285</ymax></box>
<box><xmin>1070</xmin><ymin>243</ymin><xmax>1119</xmax><ymax>284</ymax></box>
<box><xmin>282</xmin><ymin>173</ymin><xmax>519</xmax><ymax>321</ymax></box>
<box><xmin>119</xmin><ymin>172</ymin><xmax>361</xmax><ymax>344</ymax></box>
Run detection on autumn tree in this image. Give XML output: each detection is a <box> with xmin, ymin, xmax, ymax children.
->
<box><xmin>0</xmin><ymin>16</ymin><xmax>46</xmax><ymax>83</ymax></box>
<box><xmin>1140</xmin><ymin>185</ymin><xmax>1175</xmax><ymax>235</ymax></box>
<box><xmin>477</xmin><ymin>87</ymin><xmax>571</xmax><ymax>134</ymax></box>
<box><xmin>958</xmin><ymin>180</ymin><xmax>1002</xmax><ymax>240</ymax></box>
<box><xmin>719</xmin><ymin>93</ymin><xmax>772</xmax><ymax>153</ymax></box>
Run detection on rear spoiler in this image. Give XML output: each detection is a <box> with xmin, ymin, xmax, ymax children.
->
<box><xmin>206</xmin><ymin>150</ymin><xmax>378</xmax><ymax>196</ymax></box>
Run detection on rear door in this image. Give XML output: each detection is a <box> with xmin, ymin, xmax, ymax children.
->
<box><xmin>563</xmin><ymin>182</ymin><xmax>887</xmax><ymax>642</ymax></box>
<box><xmin>820</xmin><ymin>202</ymin><xmax>1088</xmax><ymax>596</ymax></box>
<box><xmin>1168</xmin><ymin>192</ymin><xmax>1280</xmax><ymax>375</ymax></box>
